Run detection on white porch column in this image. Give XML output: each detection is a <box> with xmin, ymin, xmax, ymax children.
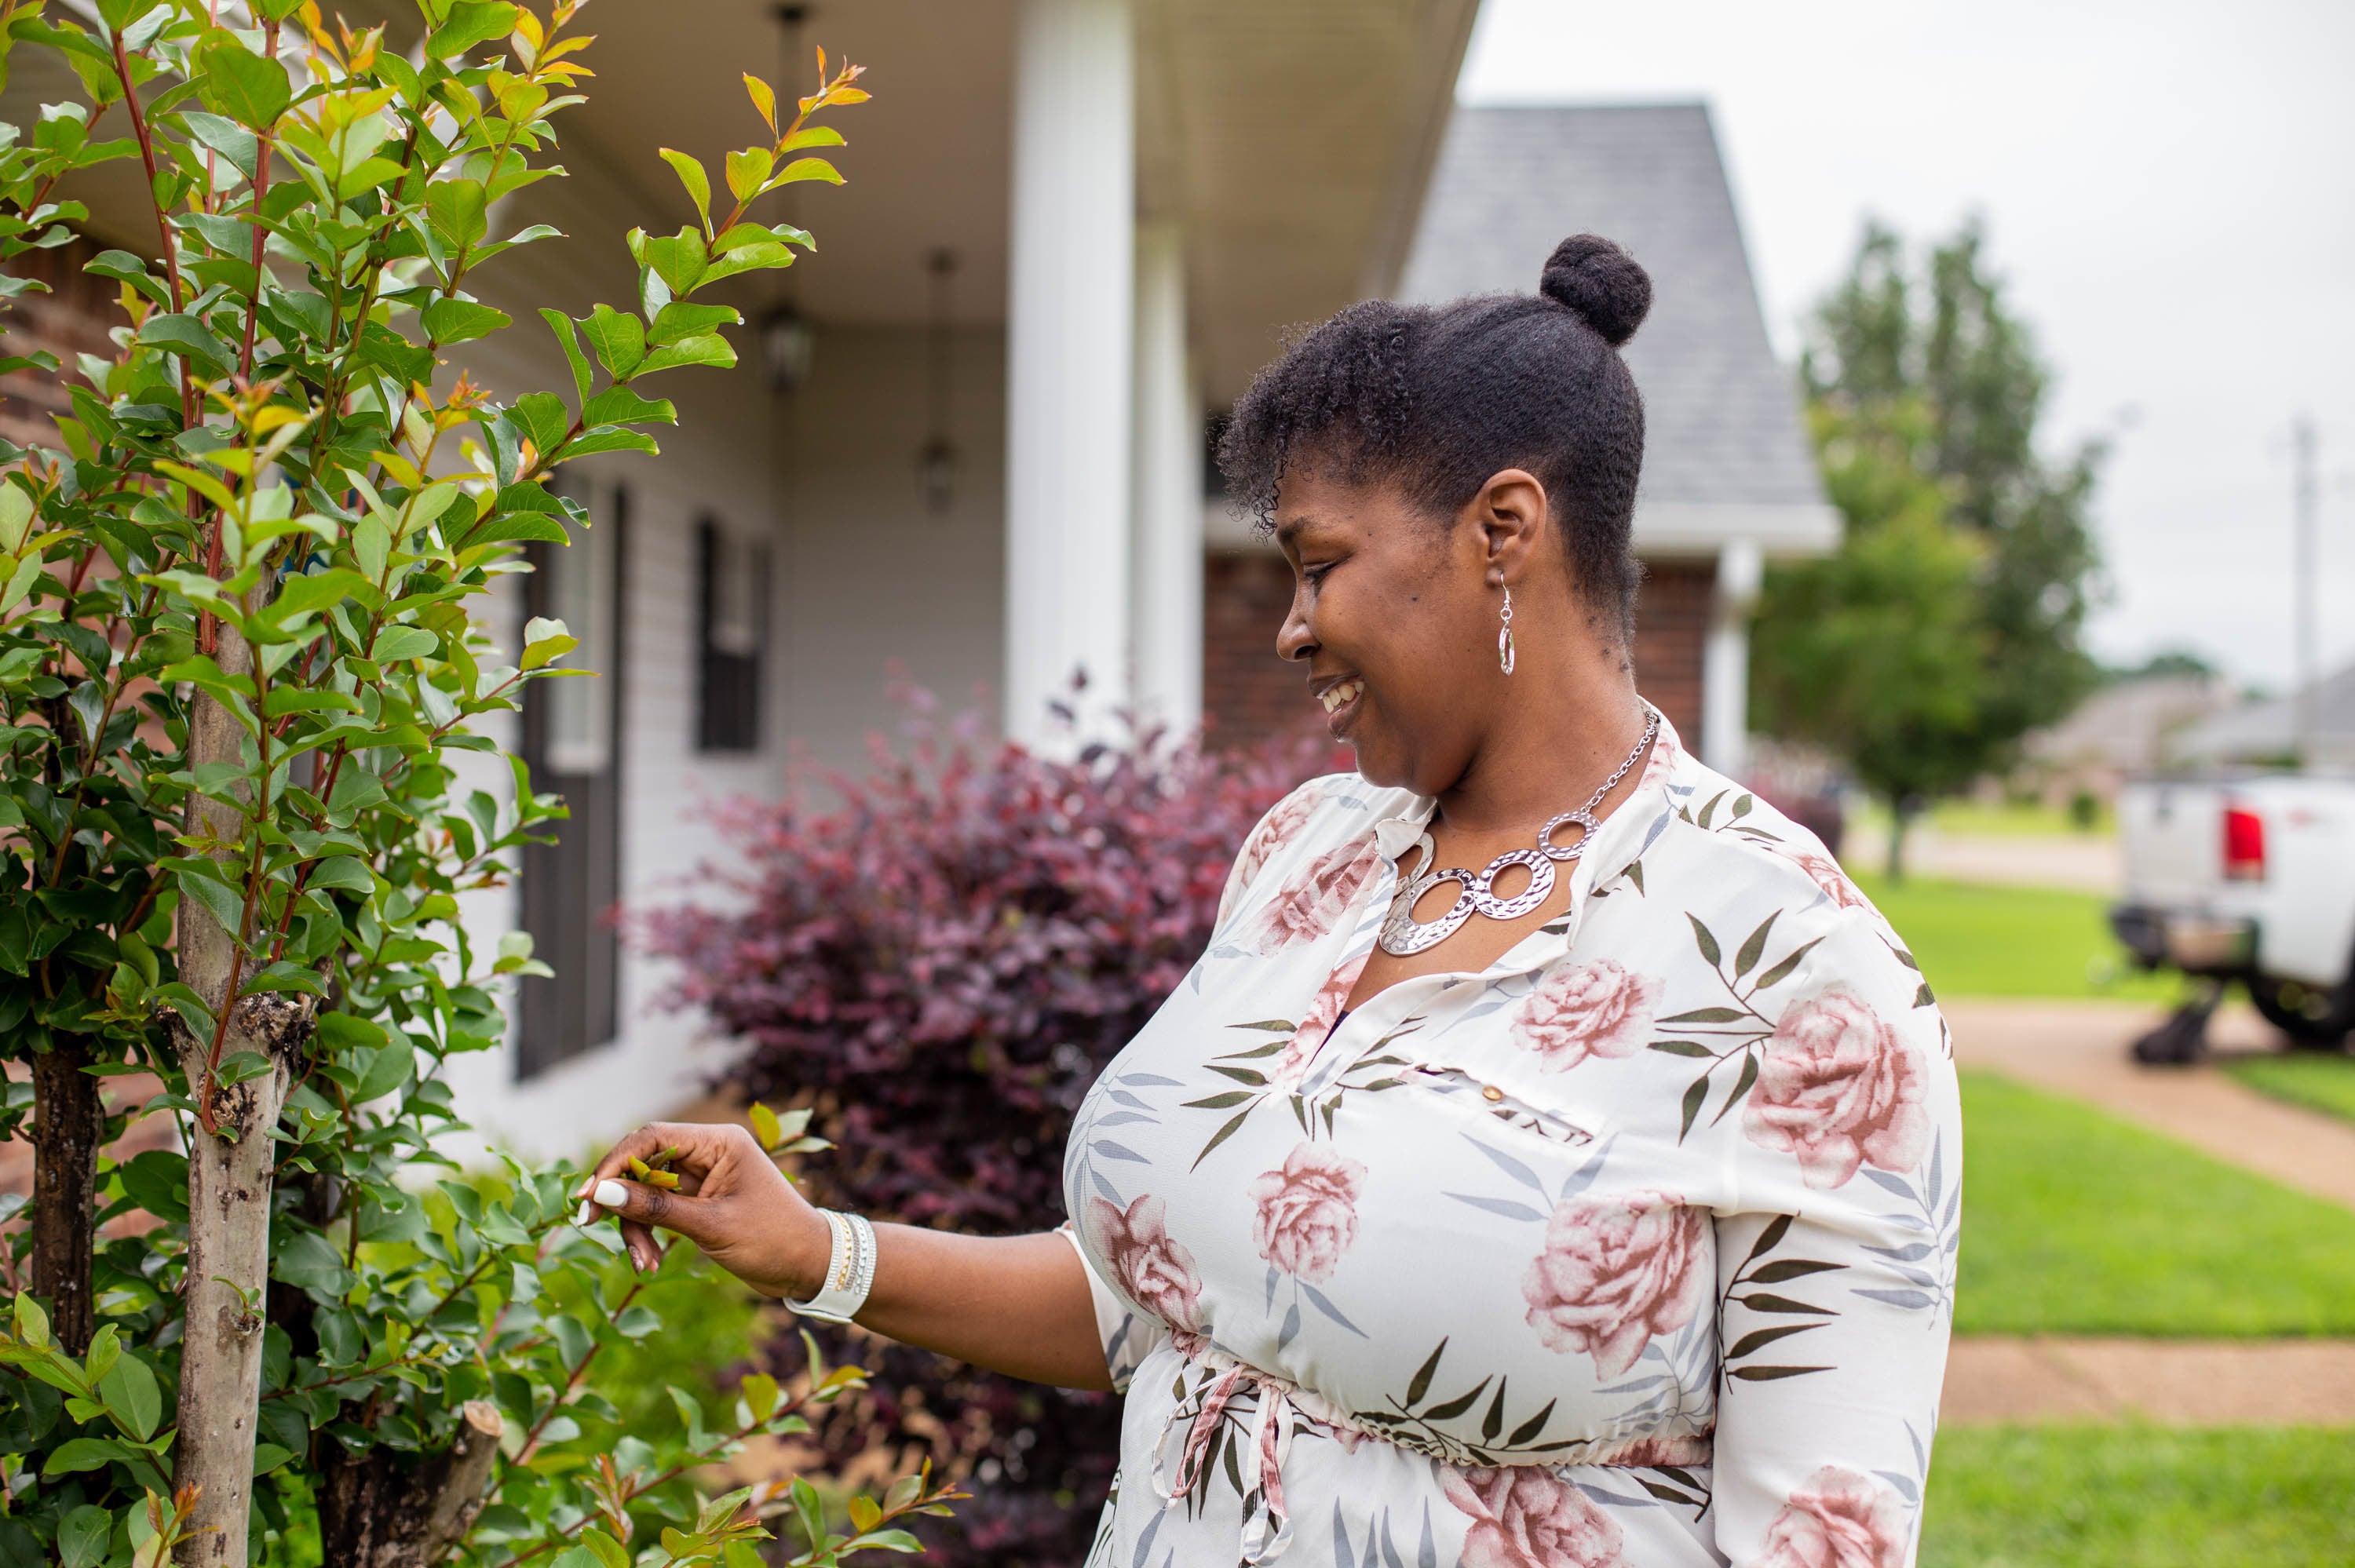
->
<box><xmin>1130</xmin><ymin>222</ymin><xmax>1202</xmax><ymax>737</ymax></box>
<box><xmin>1004</xmin><ymin>0</ymin><xmax>1136</xmax><ymax>747</ymax></box>
<box><xmin>1701</xmin><ymin>537</ymin><xmax>1763</xmax><ymax>779</ymax></box>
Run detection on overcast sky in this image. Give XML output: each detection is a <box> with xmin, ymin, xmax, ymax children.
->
<box><xmin>1459</xmin><ymin>0</ymin><xmax>2355</xmax><ymax>691</ymax></box>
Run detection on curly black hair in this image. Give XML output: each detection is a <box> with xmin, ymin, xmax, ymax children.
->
<box><xmin>1217</xmin><ymin>234</ymin><xmax>1653</xmax><ymax>636</ymax></box>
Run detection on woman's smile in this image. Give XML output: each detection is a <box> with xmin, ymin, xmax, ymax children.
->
<box><xmin>1314</xmin><ymin>673</ymin><xmax>1366</xmax><ymax>735</ymax></box>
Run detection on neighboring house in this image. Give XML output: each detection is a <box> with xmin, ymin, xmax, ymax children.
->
<box><xmin>2017</xmin><ymin>671</ymin><xmax>2245</xmax><ymax>802</ymax></box>
<box><xmin>2171</xmin><ymin>660</ymin><xmax>2355</xmax><ymax>772</ymax></box>
<box><xmin>2</xmin><ymin>0</ymin><xmax>1481</xmax><ymax>1154</ymax></box>
<box><xmin>1203</xmin><ymin>104</ymin><xmax>1838</xmax><ymax>774</ymax></box>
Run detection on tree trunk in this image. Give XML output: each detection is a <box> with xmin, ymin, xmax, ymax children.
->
<box><xmin>316</xmin><ymin>1402</ymin><xmax>505</xmax><ymax>1566</ymax></box>
<box><xmin>1885</xmin><ymin>795</ymin><xmax>1914</xmax><ymax>884</ymax></box>
<box><xmin>171</xmin><ymin>622</ymin><xmax>310</xmax><ymax>1566</ymax></box>
<box><xmin>29</xmin><ymin>1036</ymin><xmax>100</xmax><ymax>1355</ymax></box>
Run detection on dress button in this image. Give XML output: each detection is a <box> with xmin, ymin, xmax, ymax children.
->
<box><xmin>1481</xmin><ymin>1085</ymin><xmax>1504</xmax><ymax>1102</ymax></box>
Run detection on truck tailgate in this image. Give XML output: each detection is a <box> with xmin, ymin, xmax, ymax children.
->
<box><xmin>2118</xmin><ymin>781</ymin><xmax>2222</xmax><ymax>906</ymax></box>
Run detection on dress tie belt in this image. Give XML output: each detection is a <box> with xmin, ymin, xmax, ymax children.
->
<box><xmin>1150</xmin><ymin>1357</ymin><xmax>1298</xmax><ymax>1564</ymax></box>
<box><xmin>1144</xmin><ymin>1338</ymin><xmax>1716</xmax><ymax>1566</ymax></box>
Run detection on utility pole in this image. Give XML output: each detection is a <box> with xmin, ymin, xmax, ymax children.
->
<box><xmin>2292</xmin><ymin>415</ymin><xmax>2318</xmax><ymax>762</ymax></box>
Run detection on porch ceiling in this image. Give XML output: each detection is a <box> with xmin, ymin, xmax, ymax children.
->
<box><xmin>553</xmin><ymin>0</ymin><xmax>1016</xmax><ymax>331</ymax></box>
<box><xmin>1143</xmin><ymin>0</ymin><xmax>1481</xmax><ymax>404</ymax></box>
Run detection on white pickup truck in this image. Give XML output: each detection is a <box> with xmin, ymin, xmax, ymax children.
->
<box><xmin>2112</xmin><ymin>773</ymin><xmax>2355</xmax><ymax>1059</ymax></box>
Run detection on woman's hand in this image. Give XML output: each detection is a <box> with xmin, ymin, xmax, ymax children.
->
<box><xmin>579</xmin><ymin>1121</ymin><xmax>833</xmax><ymax>1294</ymax></box>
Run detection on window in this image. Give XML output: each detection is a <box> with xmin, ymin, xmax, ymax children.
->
<box><xmin>517</xmin><ymin>479</ymin><xmax>627</xmax><ymax>1078</ymax></box>
<box><xmin>696</xmin><ymin>515</ymin><xmax>768</xmax><ymax>752</ymax></box>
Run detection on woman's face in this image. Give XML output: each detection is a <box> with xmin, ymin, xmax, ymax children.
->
<box><xmin>1272</xmin><ymin>469</ymin><xmax>1518</xmax><ymax>796</ymax></box>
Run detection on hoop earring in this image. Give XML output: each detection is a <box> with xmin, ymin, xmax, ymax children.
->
<box><xmin>1498</xmin><ymin>585</ymin><xmax>1516</xmax><ymax>676</ymax></box>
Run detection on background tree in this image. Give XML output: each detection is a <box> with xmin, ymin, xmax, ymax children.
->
<box><xmin>1752</xmin><ymin>218</ymin><xmax>2106</xmax><ymax>877</ymax></box>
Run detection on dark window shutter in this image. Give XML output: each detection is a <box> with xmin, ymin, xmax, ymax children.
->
<box><xmin>696</xmin><ymin>514</ymin><xmax>767</xmax><ymax>752</ymax></box>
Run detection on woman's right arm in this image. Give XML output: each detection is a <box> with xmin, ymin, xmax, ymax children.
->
<box><xmin>581</xmin><ymin>1121</ymin><xmax>1114</xmax><ymax>1391</ymax></box>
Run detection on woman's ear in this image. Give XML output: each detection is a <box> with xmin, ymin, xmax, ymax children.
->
<box><xmin>1470</xmin><ymin>469</ymin><xmax>1550</xmax><ymax>588</ymax></box>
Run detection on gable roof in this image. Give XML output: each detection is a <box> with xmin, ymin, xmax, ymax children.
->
<box><xmin>1398</xmin><ymin>104</ymin><xmax>1835</xmax><ymax>556</ymax></box>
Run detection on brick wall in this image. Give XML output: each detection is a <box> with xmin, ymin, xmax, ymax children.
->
<box><xmin>1630</xmin><ymin>559</ymin><xmax>1713</xmax><ymax>747</ymax></box>
<box><xmin>1201</xmin><ymin>549</ymin><xmax>1718</xmax><ymax>753</ymax></box>
<box><xmin>1202</xmin><ymin>550</ymin><xmax>1312</xmax><ymax>748</ymax></box>
<box><xmin>1</xmin><ymin>235</ymin><xmax>130</xmax><ymax>452</ymax></box>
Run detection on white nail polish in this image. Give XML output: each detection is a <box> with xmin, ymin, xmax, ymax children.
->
<box><xmin>593</xmin><ymin>1179</ymin><xmax>629</xmax><ymax>1209</ymax></box>
<box><xmin>575</xmin><ymin>1200</ymin><xmax>595</xmax><ymax>1227</ymax></box>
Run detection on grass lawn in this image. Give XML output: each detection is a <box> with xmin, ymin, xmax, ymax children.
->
<box><xmin>2225</xmin><ymin>1051</ymin><xmax>2355</xmax><ymax>1126</ymax></box>
<box><xmin>1923</xmin><ymin>1424</ymin><xmax>2355</xmax><ymax>1567</ymax></box>
<box><xmin>1957</xmin><ymin>1070</ymin><xmax>2355</xmax><ymax>1336</ymax></box>
<box><xmin>1849</xmin><ymin>870</ymin><xmax>2176</xmax><ymax>1002</ymax></box>
<box><xmin>1856</xmin><ymin>797</ymin><xmax>2113</xmax><ymax>839</ymax></box>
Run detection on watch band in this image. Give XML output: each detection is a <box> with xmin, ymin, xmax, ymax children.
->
<box><xmin>788</xmin><ymin>1209</ymin><xmax>877</xmax><ymax>1323</ymax></box>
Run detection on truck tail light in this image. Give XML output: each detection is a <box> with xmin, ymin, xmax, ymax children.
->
<box><xmin>2222</xmin><ymin>804</ymin><xmax>2266</xmax><ymax>881</ymax></box>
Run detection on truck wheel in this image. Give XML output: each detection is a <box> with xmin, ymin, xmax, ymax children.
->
<box><xmin>2245</xmin><ymin>974</ymin><xmax>2355</xmax><ymax>1048</ymax></box>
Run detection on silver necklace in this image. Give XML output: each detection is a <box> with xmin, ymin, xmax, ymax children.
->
<box><xmin>1378</xmin><ymin>709</ymin><xmax>1660</xmax><ymax>957</ymax></box>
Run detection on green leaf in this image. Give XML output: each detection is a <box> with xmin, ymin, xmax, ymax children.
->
<box><xmin>427</xmin><ymin>179</ymin><xmax>489</xmax><ymax>250</ymax></box>
<box><xmin>42</xmin><ymin>1436</ymin><xmax>126</xmax><ymax>1475</ymax></box>
<box><xmin>196</xmin><ymin>31</ymin><xmax>293</xmax><ymax>127</ymax></box>
<box><xmin>314</xmin><ymin>1011</ymin><xmax>388</xmax><ymax>1054</ymax></box>
<box><xmin>12</xmin><ymin>1291</ymin><xmax>49</xmax><ymax>1348</ymax></box>
<box><xmin>135</xmin><ymin>312</ymin><xmax>234</xmax><ymax>373</ymax></box>
<box><xmin>352</xmin><ymin>1037</ymin><xmax>414</xmax><ymax>1103</ymax></box>
<box><xmin>510</xmin><ymin>390</ymin><xmax>571</xmax><ymax>454</ymax></box>
<box><xmin>725</xmin><ymin>146</ymin><xmax>774</xmax><ymax>205</ymax></box>
<box><xmin>305</xmin><ymin>855</ymin><xmax>374</xmax><ymax>893</ymax></box>
<box><xmin>658</xmin><ymin>148</ymin><xmax>712</xmax><ymax>232</ymax></box>
<box><xmin>177</xmin><ymin>111</ymin><xmax>259</xmax><ymax>179</ymax></box>
<box><xmin>275</xmin><ymin>1228</ymin><xmax>356</xmax><ymax>1296</ymax></box>
<box><xmin>175</xmin><ymin>868</ymin><xmax>247</xmax><ymax>939</ymax></box>
<box><xmin>772</xmin><ymin>155</ymin><xmax>844</xmax><ymax>188</ymax></box>
<box><xmin>636</xmin><ymin>229</ymin><xmax>707</xmax><ymax>297</ymax></box>
<box><xmin>97</xmin><ymin>1351</ymin><xmax>161</xmax><ymax>1440</ymax></box>
<box><xmin>778</xmin><ymin>124</ymin><xmax>845</xmax><ymax>153</ymax></box>
<box><xmin>582</xmin><ymin>304</ymin><xmax>644</xmax><ymax>380</ymax></box>
<box><xmin>371</xmin><ymin>625</ymin><xmax>439</xmax><ymax>662</ymax></box>
<box><xmin>252</xmin><ymin>1442</ymin><xmax>294</xmax><ymax>1475</ymax></box>
<box><xmin>57</xmin><ymin>1504</ymin><xmax>110</xmax><ymax>1568</ymax></box>
<box><xmin>1646</xmin><ymin>1040</ymin><xmax>1714</xmax><ymax>1057</ymax></box>
<box><xmin>423</xmin><ymin>0</ymin><xmax>520</xmax><ymax>60</ymax></box>
<box><xmin>422</xmin><ymin>297</ymin><xmax>511</xmax><ymax>345</ymax></box>
<box><xmin>635</xmin><ymin>334</ymin><xmax>736</xmax><ymax>377</ymax></box>
<box><xmin>214</xmin><ymin>1051</ymin><xmax>276</xmax><ymax>1087</ymax></box>
<box><xmin>580</xmin><ymin>386</ymin><xmax>676</xmax><ymax>428</ymax></box>
<box><xmin>541</xmin><ymin>308</ymin><xmax>593</xmax><ymax>401</ymax></box>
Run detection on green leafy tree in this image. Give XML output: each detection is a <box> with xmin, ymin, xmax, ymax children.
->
<box><xmin>1753</xmin><ymin>218</ymin><xmax>2105</xmax><ymax>877</ymax></box>
<box><xmin>0</xmin><ymin>2</ymin><xmax>957</xmax><ymax>1564</ymax></box>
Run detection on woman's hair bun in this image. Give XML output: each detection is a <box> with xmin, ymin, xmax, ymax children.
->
<box><xmin>1539</xmin><ymin>234</ymin><xmax>1652</xmax><ymax>348</ymax></box>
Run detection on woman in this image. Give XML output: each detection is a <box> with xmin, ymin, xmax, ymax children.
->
<box><xmin>585</xmin><ymin>235</ymin><xmax>1959</xmax><ymax>1568</ymax></box>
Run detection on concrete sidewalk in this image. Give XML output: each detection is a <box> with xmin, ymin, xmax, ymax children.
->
<box><xmin>1944</xmin><ymin>1336</ymin><xmax>2355</xmax><ymax>1425</ymax></box>
<box><xmin>1943</xmin><ymin>997</ymin><xmax>2355</xmax><ymax>1212</ymax></box>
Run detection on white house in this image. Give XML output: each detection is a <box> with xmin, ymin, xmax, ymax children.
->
<box><xmin>3</xmin><ymin>9</ymin><xmax>1837</xmax><ymax>1158</ymax></box>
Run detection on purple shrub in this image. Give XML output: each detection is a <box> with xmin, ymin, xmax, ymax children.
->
<box><xmin>635</xmin><ymin>688</ymin><xmax>1331</xmax><ymax>1563</ymax></box>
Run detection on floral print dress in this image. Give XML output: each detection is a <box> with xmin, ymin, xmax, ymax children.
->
<box><xmin>1061</xmin><ymin>711</ymin><xmax>1960</xmax><ymax>1568</ymax></box>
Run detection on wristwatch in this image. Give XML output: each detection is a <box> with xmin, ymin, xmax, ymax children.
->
<box><xmin>787</xmin><ymin>1209</ymin><xmax>877</xmax><ymax>1323</ymax></box>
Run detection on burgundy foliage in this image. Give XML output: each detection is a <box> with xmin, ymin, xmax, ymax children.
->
<box><xmin>635</xmin><ymin>689</ymin><xmax>1331</xmax><ymax>1563</ymax></box>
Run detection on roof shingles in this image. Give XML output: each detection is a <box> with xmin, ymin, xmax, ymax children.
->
<box><xmin>1398</xmin><ymin>104</ymin><xmax>1824</xmax><ymax>512</ymax></box>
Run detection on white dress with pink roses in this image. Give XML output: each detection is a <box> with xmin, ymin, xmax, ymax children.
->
<box><xmin>1063</xmin><ymin>710</ymin><xmax>1959</xmax><ymax>1568</ymax></box>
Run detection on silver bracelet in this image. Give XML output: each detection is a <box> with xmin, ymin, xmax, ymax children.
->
<box><xmin>788</xmin><ymin>1209</ymin><xmax>877</xmax><ymax>1323</ymax></box>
